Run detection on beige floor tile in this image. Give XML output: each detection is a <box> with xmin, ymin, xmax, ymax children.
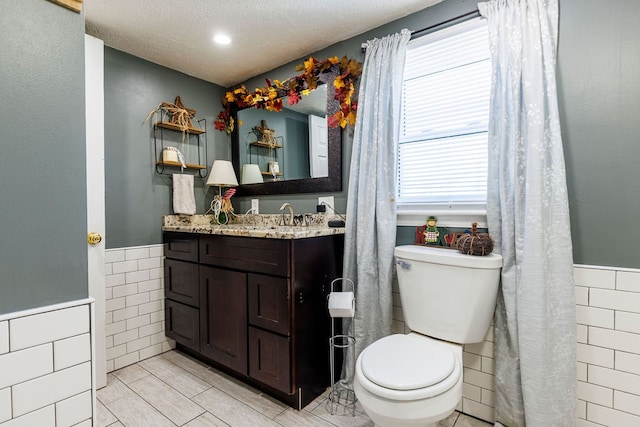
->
<box><xmin>163</xmin><ymin>349</ymin><xmax>289</xmax><ymax>418</ymax></box>
<box><xmin>183</xmin><ymin>411</ymin><xmax>230</xmax><ymax>426</ymax></box>
<box><xmin>140</xmin><ymin>355</ymin><xmax>211</xmax><ymax>398</ymax></box>
<box><xmin>97</xmin><ymin>374</ymin><xmax>136</xmax><ymax>405</ymax></box>
<box><xmin>202</xmin><ymin>368</ymin><xmax>287</xmax><ymax>418</ymax></box>
<box><xmin>274</xmin><ymin>407</ymin><xmax>336</xmax><ymax>426</ymax></box>
<box><xmin>112</xmin><ymin>362</ymin><xmax>151</xmax><ymax>385</ymax></box>
<box><xmin>309</xmin><ymin>396</ymin><xmax>374</xmax><ymax>427</ymax></box>
<box><xmin>454</xmin><ymin>413</ymin><xmax>493</xmax><ymax>427</ymax></box>
<box><xmin>303</xmin><ymin>388</ymin><xmax>331</xmax><ymax>413</ymax></box>
<box><xmin>162</xmin><ymin>350</ymin><xmax>218</xmax><ymax>382</ymax></box>
<box><xmin>106</xmin><ymin>393</ymin><xmax>174</xmax><ymax>427</ymax></box>
<box><xmin>128</xmin><ymin>374</ymin><xmax>206</xmax><ymax>425</ymax></box>
<box><xmin>439</xmin><ymin>410</ymin><xmax>460</xmax><ymax>426</ymax></box>
<box><xmin>193</xmin><ymin>386</ymin><xmax>281</xmax><ymax>427</ymax></box>
<box><xmin>100</xmin><ymin>351</ymin><xmax>492</xmax><ymax>427</ymax></box>
<box><xmin>96</xmin><ymin>399</ymin><xmax>117</xmax><ymax>427</ymax></box>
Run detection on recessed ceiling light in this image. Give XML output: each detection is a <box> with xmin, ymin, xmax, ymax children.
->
<box><xmin>213</xmin><ymin>34</ymin><xmax>231</xmax><ymax>45</ymax></box>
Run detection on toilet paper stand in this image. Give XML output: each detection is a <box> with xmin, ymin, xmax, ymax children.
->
<box><xmin>327</xmin><ymin>278</ymin><xmax>357</xmax><ymax>417</ymax></box>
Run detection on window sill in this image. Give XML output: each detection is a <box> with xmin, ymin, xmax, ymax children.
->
<box><xmin>397</xmin><ymin>208</ymin><xmax>487</xmax><ymax>228</ymax></box>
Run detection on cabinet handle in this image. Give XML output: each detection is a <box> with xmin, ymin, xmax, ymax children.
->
<box><xmin>297</xmin><ymin>290</ymin><xmax>304</xmax><ymax>303</ymax></box>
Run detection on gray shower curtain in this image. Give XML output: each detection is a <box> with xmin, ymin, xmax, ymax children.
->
<box><xmin>342</xmin><ymin>29</ymin><xmax>411</xmax><ymax>383</ymax></box>
<box><xmin>479</xmin><ymin>0</ymin><xmax>577</xmax><ymax>424</ymax></box>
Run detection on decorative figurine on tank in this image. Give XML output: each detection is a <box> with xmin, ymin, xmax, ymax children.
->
<box><xmin>424</xmin><ymin>216</ymin><xmax>439</xmax><ymax>244</ymax></box>
<box><xmin>415</xmin><ymin>216</ymin><xmax>448</xmax><ymax>246</ymax></box>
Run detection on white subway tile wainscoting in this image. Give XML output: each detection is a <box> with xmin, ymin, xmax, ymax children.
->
<box><xmin>104</xmin><ymin>242</ymin><xmax>640</xmax><ymax>426</ymax></box>
<box><xmin>104</xmin><ymin>244</ymin><xmax>175</xmax><ymax>373</ymax></box>
<box><xmin>0</xmin><ymin>299</ymin><xmax>95</xmax><ymax>426</ymax></box>
<box><xmin>574</xmin><ymin>266</ymin><xmax>640</xmax><ymax>425</ymax></box>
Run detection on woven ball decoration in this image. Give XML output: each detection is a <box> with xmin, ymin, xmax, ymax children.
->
<box><xmin>457</xmin><ymin>222</ymin><xmax>494</xmax><ymax>256</ymax></box>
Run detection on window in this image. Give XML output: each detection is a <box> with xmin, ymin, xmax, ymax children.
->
<box><xmin>397</xmin><ymin>18</ymin><xmax>491</xmax><ymax>226</ymax></box>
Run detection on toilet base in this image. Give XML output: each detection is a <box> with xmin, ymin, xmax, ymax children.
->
<box><xmin>354</xmin><ymin>375</ymin><xmax>462</xmax><ymax>427</ymax></box>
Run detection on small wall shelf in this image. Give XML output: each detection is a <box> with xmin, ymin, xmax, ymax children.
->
<box><xmin>156</xmin><ymin>121</ymin><xmax>206</xmax><ymax>134</ymax></box>
<box><xmin>249</xmin><ymin>141</ymin><xmax>283</xmax><ymax>149</ymax></box>
<box><xmin>155</xmin><ymin>159</ymin><xmax>208</xmax><ymax>170</ymax></box>
<box><xmin>154</xmin><ymin>114</ymin><xmax>208</xmax><ymax>178</ymax></box>
<box><xmin>248</xmin><ymin>136</ymin><xmax>284</xmax><ymax>181</ymax></box>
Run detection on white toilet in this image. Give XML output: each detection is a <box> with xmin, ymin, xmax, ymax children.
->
<box><xmin>354</xmin><ymin>245</ymin><xmax>502</xmax><ymax>427</ymax></box>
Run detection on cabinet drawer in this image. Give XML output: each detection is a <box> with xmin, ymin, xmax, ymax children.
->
<box><xmin>200</xmin><ymin>235</ymin><xmax>290</xmax><ymax>276</ymax></box>
<box><xmin>165</xmin><ymin>299</ymin><xmax>200</xmax><ymax>352</ymax></box>
<box><xmin>165</xmin><ymin>259</ymin><xmax>199</xmax><ymax>307</ymax></box>
<box><xmin>248</xmin><ymin>273</ymin><xmax>290</xmax><ymax>336</ymax></box>
<box><xmin>164</xmin><ymin>232</ymin><xmax>198</xmax><ymax>262</ymax></box>
<box><xmin>249</xmin><ymin>326</ymin><xmax>291</xmax><ymax>393</ymax></box>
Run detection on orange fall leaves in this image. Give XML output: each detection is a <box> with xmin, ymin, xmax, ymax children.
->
<box><xmin>215</xmin><ymin>56</ymin><xmax>362</xmax><ymax>134</ymax></box>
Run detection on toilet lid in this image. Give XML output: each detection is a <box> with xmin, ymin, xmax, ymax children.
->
<box><xmin>360</xmin><ymin>335</ymin><xmax>455</xmax><ymax>391</ymax></box>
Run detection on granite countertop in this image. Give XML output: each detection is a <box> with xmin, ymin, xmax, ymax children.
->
<box><xmin>162</xmin><ymin>214</ymin><xmax>345</xmax><ymax>239</ymax></box>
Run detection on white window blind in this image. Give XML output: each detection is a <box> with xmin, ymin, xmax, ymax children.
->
<box><xmin>398</xmin><ymin>18</ymin><xmax>491</xmax><ymax>211</ymax></box>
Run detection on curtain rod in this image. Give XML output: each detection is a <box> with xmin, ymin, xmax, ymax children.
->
<box><xmin>361</xmin><ymin>9</ymin><xmax>481</xmax><ymax>52</ymax></box>
<box><xmin>411</xmin><ymin>9</ymin><xmax>481</xmax><ymax>39</ymax></box>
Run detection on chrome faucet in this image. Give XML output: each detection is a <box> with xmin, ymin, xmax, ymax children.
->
<box><xmin>279</xmin><ymin>202</ymin><xmax>294</xmax><ymax>226</ymax></box>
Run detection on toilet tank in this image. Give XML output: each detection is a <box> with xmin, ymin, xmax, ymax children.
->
<box><xmin>394</xmin><ymin>245</ymin><xmax>502</xmax><ymax>344</ymax></box>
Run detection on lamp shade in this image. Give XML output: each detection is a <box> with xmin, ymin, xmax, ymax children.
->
<box><xmin>241</xmin><ymin>164</ymin><xmax>264</xmax><ymax>184</ymax></box>
<box><xmin>206</xmin><ymin>160</ymin><xmax>238</xmax><ymax>187</ymax></box>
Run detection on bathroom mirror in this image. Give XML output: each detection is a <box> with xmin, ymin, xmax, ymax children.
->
<box><xmin>231</xmin><ymin>67</ymin><xmax>342</xmax><ymax>196</ymax></box>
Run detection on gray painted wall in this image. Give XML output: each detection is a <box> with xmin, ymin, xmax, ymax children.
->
<box><xmin>234</xmin><ymin>0</ymin><xmax>640</xmax><ymax>269</ymax></box>
<box><xmin>104</xmin><ymin>48</ymin><xmax>227</xmax><ymax>248</ymax></box>
<box><xmin>102</xmin><ymin>0</ymin><xmax>640</xmax><ymax>269</ymax></box>
<box><xmin>557</xmin><ymin>0</ymin><xmax>640</xmax><ymax>268</ymax></box>
<box><xmin>0</xmin><ymin>0</ymin><xmax>87</xmax><ymax>314</ymax></box>
<box><xmin>5</xmin><ymin>0</ymin><xmax>632</xmax><ymax>317</ymax></box>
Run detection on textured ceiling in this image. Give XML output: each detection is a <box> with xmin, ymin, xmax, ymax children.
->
<box><xmin>84</xmin><ymin>0</ymin><xmax>442</xmax><ymax>88</ymax></box>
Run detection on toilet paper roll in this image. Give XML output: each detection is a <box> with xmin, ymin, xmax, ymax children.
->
<box><xmin>328</xmin><ymin>291</ymin><xmax>355</xmax><ymax>318</ymax></box>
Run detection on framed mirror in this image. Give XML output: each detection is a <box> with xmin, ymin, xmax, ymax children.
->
<box><xmin>231</xmin><ymin>67</ymin><xmax>342</xmax><ymax>196</ymax></box>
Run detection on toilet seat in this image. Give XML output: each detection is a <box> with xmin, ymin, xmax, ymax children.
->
<box><xmin>355</xmin><ymin>334</ymin><xmax>461</xmax><ymax>401</ymax></box>
<box><xmin>361</xmin><ymin>334</ymin><xmax>455</xmax><ymax>390</ymax></box>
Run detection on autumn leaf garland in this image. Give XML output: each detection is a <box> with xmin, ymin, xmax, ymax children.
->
<box><xmin>215</xmin><ymin>56</ymin><xmax>362</xmax><ymax>134</ymax></box>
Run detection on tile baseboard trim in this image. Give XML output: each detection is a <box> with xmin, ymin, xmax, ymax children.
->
<box><xmin>0</xmin><ymin>297</ymin><xmax>95</xmax><ymax>323</ymax></box>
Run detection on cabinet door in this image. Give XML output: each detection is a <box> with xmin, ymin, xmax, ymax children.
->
<box><xmin>165</xmin><ymin>259</ymin><xmax>199</xmax><ymax>307</ymax></box>
<box><xmin>199</xmin><ymin>265</ymin><xmax>248</xmax><ymax>375</ymax></box>
<box><xmin>165</xmin><ymin>299</ymin><xmax>200</xmax><ymax>351</ymax></box>
<box><xmin>249</xmin><ymin>326</ymin><xmax>291</xmax><ymax>393</ymax></box>
<box><xmin>248</xmin><ymin>273</ymin><xmax>290</xmax><ymax>335</ymax></box>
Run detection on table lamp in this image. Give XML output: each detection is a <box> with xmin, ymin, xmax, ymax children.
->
<box><xmin>206</xmin><ymin>160</ymin><xmax>238</xmax><ymax>224</ymax></box>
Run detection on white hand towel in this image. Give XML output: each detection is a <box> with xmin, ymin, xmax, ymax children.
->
<box><xmin>173</xmin><ymin>174</ymin><xmax>196</xmax><ymax>215</ymax></box>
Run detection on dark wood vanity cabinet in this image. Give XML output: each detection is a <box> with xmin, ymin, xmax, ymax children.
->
<box><xmin>163</xmin><ymin>231</ymin><xmax>344</xmax><ymax>409</ymax></box>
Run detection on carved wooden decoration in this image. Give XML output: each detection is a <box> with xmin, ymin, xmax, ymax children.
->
<box><xmin>48</xmin><ymin>0</ymin><xmax>83</xmax><ymax>13</ymax></box>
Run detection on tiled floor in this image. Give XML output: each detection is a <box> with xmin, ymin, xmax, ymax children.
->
<box><xmin>97</xmin><ymin>350</ymin><xmax>492</xmax><ymax>427</ymax></box>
